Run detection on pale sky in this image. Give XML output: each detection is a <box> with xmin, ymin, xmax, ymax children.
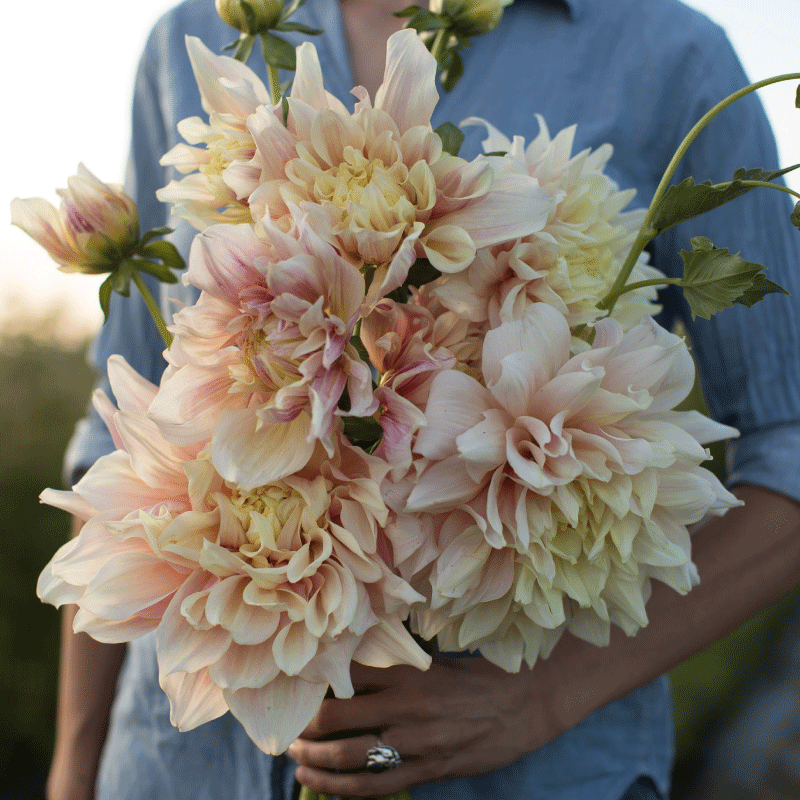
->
<box><xmin>2</xmin><ymin>0</ymin><xmax>798</xmax><ymax>345</ymax></box>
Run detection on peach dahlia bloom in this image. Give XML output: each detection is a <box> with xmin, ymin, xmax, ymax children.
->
<box><xmin>433</xmin><ymin>116</ymin><xmax>666</xmax><ymax>331</ymax></box>
<box><xmin>149</xmin><ymin>218</ymin><xmax>375</xmax><ymax>490</ymax></box>
<box><xmin>223</xmin><ymin>29</ymin><xmax>552</xmax><ymax>302</ymax></box>
<box><xmin>395</xmin><ymin>303</ymin><xmax>740</xmax><ymax>671</ymax></box>
<box><xmin>38</xmin><ymin>356</ymin><xmax>429</xmax><ymax>755</ymax></box>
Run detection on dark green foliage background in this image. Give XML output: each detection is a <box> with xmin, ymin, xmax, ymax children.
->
<box><xmin>1</xmin><ymin>327</ymin><xmax>797</xmax><ymax>797</ymax></box>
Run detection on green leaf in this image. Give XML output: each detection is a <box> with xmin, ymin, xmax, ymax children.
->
<box><xmin>791</xmin><ymin>201</ymin><xmax>800</xmax><ymax>231</ymax></box>
<box><xmin>273</xmin><ymin>21</ymin><xmax>322</xmax><ymax>35</ymax></box>
<box><xmin>260</xmin><ymin>31</ymin><xmax>296</xmax><ymax>70</ymax></box>
<box><xmin>652</xmin><ymin>165</ymin><xmax>800</xmax><ymax>233</ymax></box>
<box><xmin>394</xmin><ymin>5</ymin><xmax>425</xmax><ymax>17</ymax></box>
<box><xmin>796</xmin><ymin>83</ymin><xmax>800</xmax><ymax>109</ymax></box>
<box><xmin>679</xmin><ymin>236</ymin><xmax>783</xmax><ymax>319</ymax></box>
<box><xmin>342</xmin><ymin>415</ymin><xmax>383</xmax><ymax>446</ymax></box>
<box><xmin>440</xmin><ymin>48</ymin><xmax>463</xmax><ymax>93</ymax></box>
<box><xmin>405</xmin><ymin>256</ymin><xmax>441</xmax><ymax>288</ymax></box>
<box><xmin>98</xmin><ymin>275</ymin><xmax>113</xmax><ymax>322</ymax></box>
<box><xmin>734</xmin><ymin>273</ymin><xmax>790</xmax><ymax>308</ymax></box>
<box><xmin>483</xmin><ymin>151</ymin><xmax>508</xmax><ymax>157</ymax></box>
<box><xmin>140</xmin><ymin>240</ymin><xmax>186</xmax><ymax>270</ymax></box>
<box><xmin>434</xmin><ymin>121</ymin><xmax>464</xmax><ymax>157</ymax></box>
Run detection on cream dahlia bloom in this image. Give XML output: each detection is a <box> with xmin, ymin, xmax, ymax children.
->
<box><xmin>395</xmin><ymin>303</ymin><xmax>740</xmax><ymax>671</ymax></box>
<box><xmin>223</xmin><ymin>29</ymin><xmax>551</xmax><ymax>302</ymax></box>
<box><xmin>149</xmin><ymin>218</ymin><xmax>374</xmax><ymax>490</ymax></box>
<box><xmin>38</xmin><ymin>356</ymin><xmax>429</xmax><ymax>754</ymax></box>
<box><xmin>157</xmin><ymin>37</ymin><xmax>272</xmax><ymax>229</ymax></box>
<box><xmin>433</xmin><ymin>116</ymin><xmax>665</xmax><ymax>331</ymax></box>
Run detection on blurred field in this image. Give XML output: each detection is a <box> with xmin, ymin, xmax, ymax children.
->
<box><xmin>2</xmin><ymin>321</ymin><xmax>799</xmax><ymax>798</ymax></box>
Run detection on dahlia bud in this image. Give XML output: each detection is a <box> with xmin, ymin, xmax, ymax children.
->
<box><xmin>430</xmin><ymin>0</ymin><xmax>514</xmax><ymax>36</ymax></box>
<box><xmin>11</xmin><ymin>164</ymin><xmax>140</xmax><ymax>274</ymax></box>
<box><xmin>215</xmin><ymin>0</ymin><xmax>284</xmax><ymax>35</ymax></box>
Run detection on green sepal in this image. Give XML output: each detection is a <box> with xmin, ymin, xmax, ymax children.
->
<box><xmin>402</xmin><ymin>8</ymin><xmax>449</xmax><ymax>32</ymax></box>
<box><xmin>679</xmin><ymin>236</ymin><xmax>788</xmax><ymax>320</ymax></box>
<box><xmin>98</xmin><ymin>274</ymin><xmax>114</xmax><ymax>322</ymax></box>
<box><xmin>260</xmin><ymin>31</ymin><xmax>297</xmax><ymax>70</ymax></box>
<box><xmin>434</xmin><ymin>121</ymin><xmax>464</xmax><ymax>157</ymax></box>
<box><xmin>484</xmin><ymin>151</ymin><xmax>508</xmax><ymax>157</ymax></box>
<box><xmin>134</xmin><ymin>259</ymin><xmax>180</xmax><ymax>284</ymax></box>
<box><xmin>394</xmin><ymin>5</ymin><xmax>425</xmax><ymax>17</ymax></box>
<box><xmin>439</xmin><ymin>48</ymin><xmax>464</xmax><ymax>93</ymax></box>
<box><xmin>796</xmin><ymin>83</ymin><xmax>800</xmax><ymax>108</ymax></box>
<box><xmin>240</xmin><ymin>0</ymin><xmax>258</xmax><ymax>32</ymax></box>
<box><xmin>233</xmin><ymin>34</ymin><xmax>256</xmax><ymax>63</ymax></box>
<box><xmin>282</xmin><ymin>0</ymin><xmax>307</xmax><ymax>19</ymax></box>
<box><xmin>273</xmin><ymin>21</ymin><xmax>322</xmax><ymax>34</ymax></box>
<box><xmin>342</xmin><ymin>415</ymin><xmax>383</xmax><ymax>447</ymax></box>
<box><xmin>652</xmin><ymin>165</ymin><xmax>800</xmax><ymax>233</ymax></box>
<box><xmin>405</xmin><ymin>256</ymin><xmax>441</xmax><ymax>289</ymax></box>
<box><xmin>791</xmin><ymin>201</ymin><xmax>800</xmax><ymax>231</ymax></box>
<box><xmin>139</xmin><ymin>240</ymin><xmax>186</xmax><ymax>270</ymax></box>
<box><xmin>138</xmin><ymin>226</ymin><xmax>174</xmax><ymax>247</ymax></box>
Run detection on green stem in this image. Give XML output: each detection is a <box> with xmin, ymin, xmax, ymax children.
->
<box><xmin>132</xmin><ymin>271</ymin><xmax>173</xmax><ymax>348</ymax></box>
<box><xmin>268</xmin><ymin>64</ymin><xmax>282</xmax><ymax>106</ymax></box>
<box><xmin>297</xmin><ymin>791</ymin><xmax>412</xmax><ymax>800</ymax></box>
<box><xmin>596</xmin><ymin>277</ymin><xmax>683</xmax><ymax>309</ymax></box>
<box><xmin>600</xmin><ymin>72</ymin><xmax>800</xmax><ymax>315</ymax></box>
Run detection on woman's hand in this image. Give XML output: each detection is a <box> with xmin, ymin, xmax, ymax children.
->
<box><xmin>287</xmin><ymin>654</ymin><xmax>561</xmax><ymax>797</ymax></box>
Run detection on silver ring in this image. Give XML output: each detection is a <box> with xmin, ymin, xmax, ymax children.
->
<box><xmin>365</xmin><ymin>741</ymin><xmax>402</xmax><ymax>773</ymax></box>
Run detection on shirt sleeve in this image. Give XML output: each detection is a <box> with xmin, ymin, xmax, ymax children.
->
<box><xmin>650</xmin><ymin>26</ymin><xmax>800</xmax><ymax>504</ymax></box>
<box><xmin>63</xmin><ymin>25</ymin><xmax>173</xmax><ymax>485</ymax></box>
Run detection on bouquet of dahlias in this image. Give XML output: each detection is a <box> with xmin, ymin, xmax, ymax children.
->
<box><xmin>13</xmin><ymin>1</ymin><xmax>800</xmax><ymax>798</ymax></box>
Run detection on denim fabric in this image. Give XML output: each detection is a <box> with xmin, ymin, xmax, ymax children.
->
<box><xmin>73</xmin><ymin>0</ymin><xmax>800</xmax><ymax>798</ymax></box>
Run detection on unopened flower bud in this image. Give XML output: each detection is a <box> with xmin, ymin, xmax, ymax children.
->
<box><xmin>11</xmin><ymin>164</ymin><xmax>140</xmax><ymax>274</ymax></box>
<box><xmin>430</xmin><ymin>0</ymin><xmax>514</xmax><ymax>36</ymax></box>
<box><xmin>216</xmin><ymin>0</ymin><xmax>284</xmax><ymax>35</ymax></box>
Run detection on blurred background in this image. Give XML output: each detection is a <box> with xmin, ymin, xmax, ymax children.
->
<box><xmin>0</xmin><ymin>1</ymin><xmax>798</xmax><ymax>797</ymax></box>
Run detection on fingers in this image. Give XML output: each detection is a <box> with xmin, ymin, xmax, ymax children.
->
<box><xmin>299</xmin><ymin>693</ymin><xmax>393</xmax><ymax>739</ymax></box>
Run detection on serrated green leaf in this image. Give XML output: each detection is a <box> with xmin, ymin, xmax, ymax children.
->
<box><xmin>792</xmin><ymin>201</ymin><xmax>800</xmax><ymax>231</ymax></box>
<box><xmin>273</xmin><ymin>21</ymin><xmax>322</xmax><ymax>34</ymax></box>
<box><xmin>98</xmin><ymin>275</ymin><xmax>113</xmax><ymax>322</ymax></box>
<box><xmin>140</xmin><ymin>240</ymin><xmax>186</xmax><ymax>270</ymax></box>
<box><xmin>652</xmin><ymin>165</ymin><xmax>800</xmax><ymax>233</ymax></box>
<box><xmin>734</xmin><ymin>273</ymin><xmax>790</xmax><ymax>308</ymax></box>
<box><xmin>260</xmin><ymin>31</ymin><xmax>296</xmax><ymax>70</ymax></box>
<box><xmin>434</xmin><ymin>121</ymin><xmax>464</xmax><ymax>157</ymax></box>
<box><xmin>680</xmin><ymin>237</ymin><xmax>767</xmax><ymax>319</ymax></box>
<box><xmin>440</xmin><ymin>48</ymin><xmax>463</xmax><ymax>93</ymax></box>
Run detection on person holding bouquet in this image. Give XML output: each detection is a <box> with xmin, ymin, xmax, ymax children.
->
<box><xmin>43</xmin><ymin>1</ymin><xmax>800</xmax><ymax>799</ymax></box>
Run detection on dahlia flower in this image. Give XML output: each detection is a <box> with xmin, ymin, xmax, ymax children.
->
<box><xmin>157</xmin><ymin>37</ymin><xmax>272</xmax><ymax>229</ymax></box>
<box><xmin>394</xmin><ymin>303</ymin><xmax>740</xmax><ymax>671</ymax></box>
<box><xmin>220</xmin><ymin>28</ymin><xmax>551</xmax><ymax>302</ymax></box>
<box><xmin>38</xmin><ymin>356</ymin><xmax>429</xmax><ymax>754</ymax></box>
<box><xmin>433</xmin><ymin>117</ymin><xmax>665</xmax><ymax>331</ymax></box>
<box><xmin>11</xmin><ymin>164</ymin><xmax>139</xmax><ymax>274</ymax></box>
<box><xmin>148</xmin><ymin>217</ymin><xmax>375</xmax><ymax>490</ymax></box>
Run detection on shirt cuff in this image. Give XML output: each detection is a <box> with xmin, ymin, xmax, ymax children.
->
<box><xmin>726</xmin><ymin>423</ymin><xmax>800</xmax><ymax>506</ymax></box>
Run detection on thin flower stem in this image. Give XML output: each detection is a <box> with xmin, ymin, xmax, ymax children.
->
<box><xmin>600</xmin><ymin>72</ymin><xmax>800</xmax><ymax>315</ymax></box>
<box><xmin>717</xmin><ymin>180</ymin><xmax>800</xmax><ymax>201</ymax></box>
<box><xmin>596</xmin><ymin>277</ymin><xmax>683</xmax><ymax>309</ymax></box>
<box><xmin>132</xmin><ymin>271</ymin><xmax>173</xmax><ymax>348</ymax></box>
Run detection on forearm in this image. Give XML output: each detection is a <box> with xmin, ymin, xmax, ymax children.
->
<box><xmin>48</xmin><ymin>518</ymin><xmax>126</xmax><ymax>800</ymax></box>
<box><xmin>541</xmin><ymin>485</ymin><xmax>800</xmax><ymax>736</ymax></box>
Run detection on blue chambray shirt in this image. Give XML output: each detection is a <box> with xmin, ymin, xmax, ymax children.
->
<box><xmin>65</xmin><ymin>1</ymin><xmax>800</xmax><ymax>798</ymax></box>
